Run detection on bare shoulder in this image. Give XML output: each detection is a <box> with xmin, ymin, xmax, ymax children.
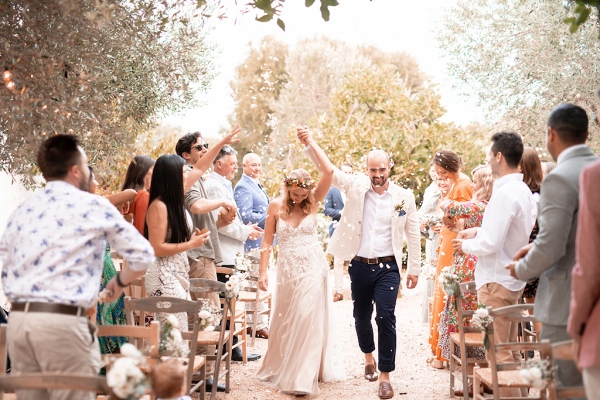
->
<box><xmin>147</xmin><ymin>199</ymin><xmax>167</xmax><ymax>216</ymax></box>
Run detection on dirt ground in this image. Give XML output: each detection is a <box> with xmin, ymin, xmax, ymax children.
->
<box><xmin>194</xmin><ymin>270</ymin><xmax>456</xmax><ymax>400</ymax></box>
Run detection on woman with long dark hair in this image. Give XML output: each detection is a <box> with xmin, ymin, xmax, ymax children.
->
<box><xmin>123</xmin><ymin>155</ymin><xmax>155</xmax><ymax>235</ymax></box>
<box><xmin>144</xmin><ymin>154</ymin><xmax>211</xmax><ymax>330</ymax></box>
<box><xmin>519</xmin><ymin>147</ymin><xmax>543</xmax><ymax>339</ymax></box>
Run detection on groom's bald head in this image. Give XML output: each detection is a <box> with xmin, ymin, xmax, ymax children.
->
<box><xmin>365</xmin><ymin>149</ymin><xmax>390</xmax><ymax>167</ymax></box>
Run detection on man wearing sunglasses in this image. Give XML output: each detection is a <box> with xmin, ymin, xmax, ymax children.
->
<box><xmin>175</xmin><ymin>127</ymin><xmax>240</xmax><ymax>392</ymax></box>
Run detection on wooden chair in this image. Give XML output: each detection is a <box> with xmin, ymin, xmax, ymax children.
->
<box><xmin>189</xmin><ymin>278</ymin><xmax>232</xmax><ymax>399</ymax></box>
<box><xmin>547</xmin><ymin>340</ymin><xmax>587</xmax><ymax>400</ymax></box>
<box><xmin>215</xmin><ymin>266</ymin><xmax>248</xmax><ymax>364</ymax></box>
<box><xmin>473</xmin><ymin>305</ymin><xmax>551</xmax><ymax>400</ymax></box>
<box><xmin>236</xmin><ymin>258</ymin><xmax>271</xmax><ymax>346</ymax></box>
<box><xmin>97</xmin><ymin>322</ymin><xmax>161</xmax><ymax>372</ymax></box>
<box><xmin>124</xmin><ymin>296</ymin><xmax>206</xmax><ymax>399</ymax></box>
<box><xmin>0</xmin><ymin>373</ymin><xmax>112</xmax><ymax>399</ymax></box>
<box><xmin>449</xmin><ymin>281</ymin><xmax>486</xmax><ymax>400</ymax></box>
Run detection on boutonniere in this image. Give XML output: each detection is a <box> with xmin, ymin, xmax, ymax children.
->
<box><xmin>394</xmin><ymin>199</ymin><xmax>406</xmax><ymax>217</ymax></box>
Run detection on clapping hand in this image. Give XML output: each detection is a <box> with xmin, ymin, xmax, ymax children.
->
<box><xmin>248</xmin><ymin>223</ymin><xmax>264</xmax><ymax>241</ymax></box>
<box><xmin>451</xmin><ymin>239</ymin><xmax>465</xmax><ymax>255</ymax></box>
<box><xmin>223</xmin><ymin>124</ymin><xmax>242</xmax><ymax>145</ymax></box>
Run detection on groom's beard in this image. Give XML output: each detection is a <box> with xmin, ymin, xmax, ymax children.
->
<box><xmin>371</xmin><ymin>175</ymin><xmax>388</xmax><ymax>187</ymax></box>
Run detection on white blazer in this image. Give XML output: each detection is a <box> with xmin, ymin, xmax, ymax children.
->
<box><xmin>204</xmin><ymin>172</ymin><xmax>252</xmax><ymax>266</ymax></box>
<box><xmin>305</xmin><ymin>148</ymin><xmax>422</xmax><ymax>276</ymax></box>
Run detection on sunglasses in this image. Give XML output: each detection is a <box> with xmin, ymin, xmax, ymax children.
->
<box><xmin>192</xmin><ymin>143</ymin><xmax>209</xmax><ymax>151</ymax></box>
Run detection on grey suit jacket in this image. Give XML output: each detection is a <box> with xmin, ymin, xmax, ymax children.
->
<box><xmin>515</xmin><ymin>146</ymin><xmax>598</xmax><ymax>326</ymax></box>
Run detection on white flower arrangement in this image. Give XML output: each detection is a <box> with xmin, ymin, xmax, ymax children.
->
<box><xmin>439</xmin><ymin>266</ymin><xmax>459</xmax><ymax>297</ymax></box>
<box><xmin>519</xmin><ymin>358</ymin><xmax>554</xmax><ymax>390</ymax></box>
<box><xmin>198</xmin><ymin>299</ymin><xmax>221</xmax><ymax>331</ymax></box>
<box><xmin>225</xmin><ymin>254</ymin><xmax>249</xmax><ymax>299</ymax></box>
<box><xmin>106</xmin><ymin>343</ymin><xmax>150</xmax><ymax>399</ymax></box>
<box><xmin>159</xmin><ymin>315</ymin><xmax>189</xmax><ymax>358</ymax></box>
<box><xmin>234</xmin><ymin>253</ymin><xmax>252</xmax><ymax>273</ymax></box>
<box><xmin>421</xmin><ymin>260</ymin><xmax>436</xmax><ymax>281</ymax></box>
<box><xmin>471</xmin><ymin>305</ymin><xmax>494</xmax><ymax>350</ymax></box>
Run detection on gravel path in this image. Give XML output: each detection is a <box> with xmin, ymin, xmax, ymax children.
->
<box><xmin>195</xmin><ymin>270</ymin><xmax>453</xmax><ymax>400</ymax></box>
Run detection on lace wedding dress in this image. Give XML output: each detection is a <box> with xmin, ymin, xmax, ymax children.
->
<box><xmin>256</xmin><ymin>214</ymin><xmax>345</xmax><ymax>395</ymax></box>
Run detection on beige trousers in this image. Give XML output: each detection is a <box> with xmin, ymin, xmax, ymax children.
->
<box><xmin>477</xmin><ymin>282</ymin><xmax>526</xmax><ymax>397</ymax></box>
<box><xmin>333</xmin><ymin>258</ymin><xmax>349</xmax><ymax>294</ymax></box>
<box><xmin>583</xmin><ymin>367</ymin><xmax>600</xmax><ymax>400</ymax></box>
<box><xmin>7</xmin><ymin>310</ymin><xmax>102</xmax><ymax>400</ymax></box>
<box><xmin>188</xmin><ymin>256</ymin><xmax>219</xmax><ymax>372</ymax></box>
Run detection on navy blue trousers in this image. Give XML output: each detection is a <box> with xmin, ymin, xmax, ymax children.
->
<box><xmin>348</xmin><ymin>259</ymin><xmax>400</xmax><ymax>373</ymax></box>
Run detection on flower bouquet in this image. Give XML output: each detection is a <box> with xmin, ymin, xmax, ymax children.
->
<box><xmin>106</xmin><ymin>343</ymin><xmax>151</xmax><ymax>399</ymax></box>
<box><xmin>198</xmin><ymin>299</ymin><xmax>221</xmax><ymax>332</ymax></box>
<box><xmin>471</xmin><ymin>305</ymin><xmax>494</xmax><ymax>350</ymax></box>
<box><xmin>440</xmin><ymin>266</ymin><xmax>459</xmax><ymax>298</ymax></box>
<box><xmin>519</xmin><ymin>358</ymin><xmax>554</xmax><ymax>390</ymax></box>
<box><xmin>159</xmin><ymin>315</ymin><xmax>190</xmax><ymax>358</ymax></box>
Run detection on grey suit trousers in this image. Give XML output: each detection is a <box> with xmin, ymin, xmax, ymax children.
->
<box><xmin>541</xmin><ymin>323</ymin><xmax>583</xmax><ymax>392</ymax></box>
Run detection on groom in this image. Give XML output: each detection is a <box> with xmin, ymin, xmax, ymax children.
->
<box><xmin>299</xmin><ymin>129</ymin><xmax>421</xmax><ymax>399</ymax></box>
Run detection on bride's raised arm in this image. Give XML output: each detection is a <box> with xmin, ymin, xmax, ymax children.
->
<box><xmin>297</xmin><ymin>127</ymin><xmax>334</xmax><ymax>204</ymax></box>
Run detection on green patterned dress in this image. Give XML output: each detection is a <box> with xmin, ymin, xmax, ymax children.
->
<box><xmin>97</xmin><ymin>244</ymin><xmax>129</xmax><ymax>354</ymax></box>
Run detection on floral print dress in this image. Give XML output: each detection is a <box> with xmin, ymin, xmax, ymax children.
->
<box><xmin>436</xmin><ymin>200</ymin><xmax>487</xmax><ymax>361</ymax></box>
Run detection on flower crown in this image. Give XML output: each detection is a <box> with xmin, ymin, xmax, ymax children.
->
<box><xmin>283</xmin><ymin>176</ymin><xmax>316</xmax><ymax>190</ymax></box>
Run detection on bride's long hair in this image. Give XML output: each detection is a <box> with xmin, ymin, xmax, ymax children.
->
<box><xmin>280</xmin><ymin>169</ymin><xmax>316</xmax><ymax>219</ymax></box>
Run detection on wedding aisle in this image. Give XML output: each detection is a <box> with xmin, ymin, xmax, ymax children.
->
<box><xmin>197</xmin><ymin>270</ymin><xmax>450</xmax><ymax>400</ymax></box>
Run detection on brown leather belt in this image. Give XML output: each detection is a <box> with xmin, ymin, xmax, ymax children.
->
<box><xmin>352</xmin><ymin>256</ymin><xmax>396</xmax><ymax>265</ymax></box>
<box><xmin>12</xmin><ymin>302</ymin><xmax>85</xmax><ymax>316</ymax></box>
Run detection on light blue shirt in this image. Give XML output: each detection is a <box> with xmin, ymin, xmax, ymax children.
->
<box><xmin>0</xmin><ymin>181</ymin><xmax>155</xmax><ymax>308</ymax></box>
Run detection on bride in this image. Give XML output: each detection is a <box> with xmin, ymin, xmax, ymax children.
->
<box><xmin>256</xmin><ymin>128</ymin><xmax>345</xmax><ymax>395</ymax></box>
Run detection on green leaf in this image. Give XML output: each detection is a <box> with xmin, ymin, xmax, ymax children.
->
<box><xmin>306</xmin><ymin>0</ymin><xmax>316</xmax><ymax>6</ymax></box>
<box><xmin>256</xmin><ymin>14</ymin><xmax>274</xmax><ymax>22</ymax></box>
<box><xmin>277</xmin><ymin>18</ymin><xmax>285</xmax><ymax>31</ymax></box>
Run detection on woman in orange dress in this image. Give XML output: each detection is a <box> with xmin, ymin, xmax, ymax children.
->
<box><xmin>427</xmin><ymin>150</ymin><xmax>473</xmax><ymax>368</ymax></box>
<box><xmin>122</xmin><ymin>155</ymin><xmax>155</xmax><ymax>235</ymax></box>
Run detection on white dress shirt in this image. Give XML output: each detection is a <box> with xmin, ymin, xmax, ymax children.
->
<box><xmin>556</xmin><ymin>144</ymin><xmax>588</xmax><ymax>165</ymax></box>
<box><xmin>205</xmin><ymin>171</ymin><xmax>251</xmax><ymax>265</ymax></box>
<box><xmin>0</xmin><ymin>181</ymin><xmax>155</xmax><ymax>308</ymax></box>
<box><xmin>462</xmin><ymin>173</ymin><xmax>536</xmax><ymax>291</ymax></box>
<box><xmin>356</xmin><ymin>187</ymin><xmax>394</xmax><ymax>258</ymax></box>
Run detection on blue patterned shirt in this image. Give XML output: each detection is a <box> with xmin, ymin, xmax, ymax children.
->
<box><xmin>0</xmin><ymin>181</ymin><xmax>155</xmax><ymax>308</ymax></box>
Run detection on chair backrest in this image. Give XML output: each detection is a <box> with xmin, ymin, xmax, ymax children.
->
<box><xmin>0</xmin><ymin>373</ymin><xmax>111</xmax><ymax>394</ymax></box>
<box><xmin>0</xmin><ymin>325</ymin><xmax>7</xmax><ymax>377</ymax></box>
<box><xmin>97</xmin><ymin>321</ymin><xmax>160</xmax><ymax>358</ymax></box>
<box><xmin>547</xmin><ymin>340</ymin><xmax>587</xmax><ymax>400</ymax></box>
<box><xmin>124</xmin><ymin>296</ymin><xmax>201</xmax><ymax>392</ymax></box>
<box><xmin>487</xmin><ymin>305</ymin><xmax>551</xmax><ymax>395</ymax></box>
<box><xmin>455</xmin><ymin>281</ymin><xmax>480</xmax><ymax>334</ymax></box>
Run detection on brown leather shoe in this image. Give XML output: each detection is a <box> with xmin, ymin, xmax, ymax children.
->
<box><xmin>365</xmin><ymin>360</ymin><xmax>378</xmax><ymax>381</ymax></box>
<box><xmin>333</xmin><ymin>293</ymin><xmax>343</xmax><ymax>302</ymax></box>
<box><xmin>247</xmin><ymin>327</ymin><xmax>269</xmax><ymax>339</ymax></box>
<box><xmin>378</xmin><ymin>381</ymin><xmax>394</xmax><ymax>399</ymax></box>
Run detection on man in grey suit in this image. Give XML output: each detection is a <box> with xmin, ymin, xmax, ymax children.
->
<box><xmin>507</xmin><ymin>103</ymin><xmax>599</xmax><ymax>389</ymax></box>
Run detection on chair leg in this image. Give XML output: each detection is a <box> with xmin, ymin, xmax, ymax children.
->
<box><xmin>450</xmin><ymin>341</ymin><xmax>455</xmax><ymax>398</ymax></box>
<box><xmin>473</xmin><ymin>367</ymin><xmax>481</xmax><ymax>400</ymax></box>
<box><xmin>242</xmin><ymin>313</ymin><xmax>248</xmax><ymax>365</ymax></box>
<box><xmin>199</xmin><ymin>361</ymin><xmax>206</xmax><ymax>400</ymax></box>
<box><xmin>226</xmin><ymin>331</ymin><xmax>232</xmax><ymax>393</ymax></box>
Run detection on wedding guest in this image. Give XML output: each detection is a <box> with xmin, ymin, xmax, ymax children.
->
<box><xmin>418</xmin><ymin>164</ymin><xmax>440</xmax><ymax>267</ymax></box>
<box><xmin>204</xmin><ymin>145</ymin><xmax>263</xmax><ymax>362</ymax></box>
<box><xmin>0</xmin><ymin>135</ymin><xmax>154</xmax><ymax>400</ymax></box>
<box><xmin>519</xmin><ymin>147</ymin><xmax>543</xmax><ymax>339</ymax></box>
<box><xmin>436</xmin><ymin>165</ymin><xmax>495</xmax><ymax>397</ymax></box>
<box><xmin>88</xmin><ymin>167</ymin><xmax>137</xmax><ymax>354</ymax></box>
<box><xmin>454</xmin><ymin>131</ymin><xmax>536</xmax><ymax>398</ymax></box>
<box><xmin>175</xmin><ymin>127</ymin><xmax>240</xmax><ymax>393</ymax></box>
<box><xmin>324</xmin><ymin>162</ymin><xmax>354</xmax><ymax>302</ymax></box>
<box><xmin>150</xmin><ymin>358</ymin><xmax>192</xmax><ymax>400</ymax></box>
<box><xmin>234</xmin><ymin>152</ymin><xmax>272</xmax><ymax>339</ymax></box>
<box><xmin>234</xmin><ymin>153</ymin><xmax>271</xmax><ymax>252</ymax></box>
<box><xmin>540</xmin><ymin>159</ymin><xmax>556</xmax><ymax>178</ymax></box>
<box><xmin>428</xmin><ymin>150</ymin><xmax>473</xmax><ymax>369</ymax></box>
<box><xmin>568</xmin><ymin>159</ymin><xmax>600</xmax><ymax>400</ymax></box>
<box><xmin>144</xmin><ymin>154</ymin><xmax>211</xmax><ymax>331</ymax></box>
<box><xmin>122</xmin><ymin>155</ymin><xmax>155</xmax><ymax>235</ymax></box>
<box><xmin>507</xmin><ymin>104</ymin><xmax>597</xmax><ymax>389</ymax></box>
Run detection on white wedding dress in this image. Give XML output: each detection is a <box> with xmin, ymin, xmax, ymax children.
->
<box><xmin>256</xmin><ymin>214</ymin><xmax>345</xmax><ymax>395</ymax></box>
